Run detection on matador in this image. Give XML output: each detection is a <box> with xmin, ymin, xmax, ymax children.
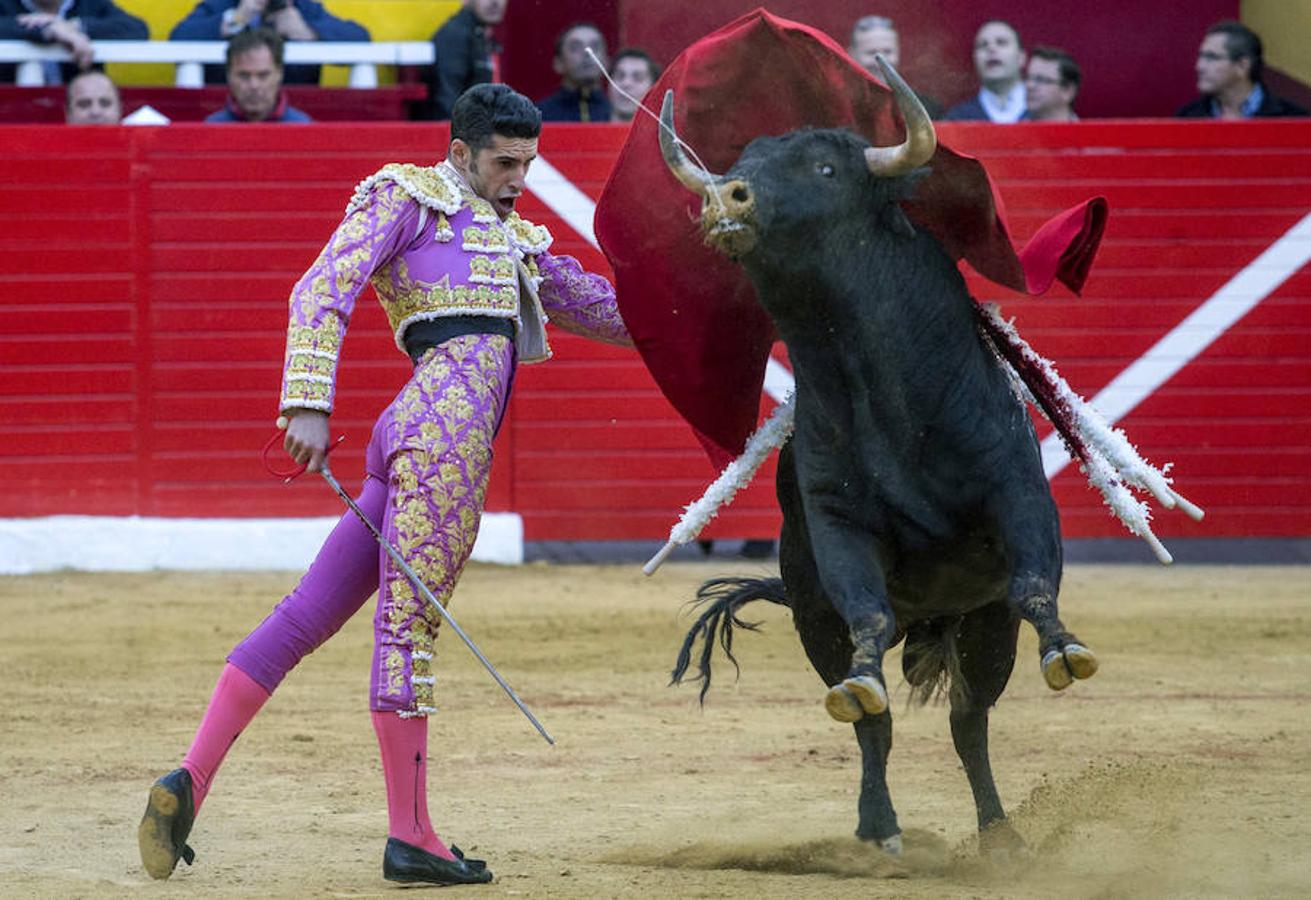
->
<box><xmin>138</xmin><ymin>84</ymin><xmax>632</xmax><ymax>887</ymax></box>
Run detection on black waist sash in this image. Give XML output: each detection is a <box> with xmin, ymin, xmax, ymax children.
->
<box><xmin>403</xmin><ymin>315</ymin><xmax>515</xmax><ymax>364</ymax></box>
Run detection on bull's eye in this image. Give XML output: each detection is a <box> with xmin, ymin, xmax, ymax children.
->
<box><xmin>816</xmin><ymin>163</ymin><xmax>835</xmax><ymax>177</ymax></box>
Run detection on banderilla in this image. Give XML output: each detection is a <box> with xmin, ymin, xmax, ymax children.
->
<box><xmin>319</xmin><ymin>464</ymin><xmax>555</xmax><ymax>746</ymax></box>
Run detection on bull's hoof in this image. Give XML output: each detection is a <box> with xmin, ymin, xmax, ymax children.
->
<box><xmin>875</xmin><ymin>833</ymin><xmax>902</xmax><ymax>856</ymax></box>
<box><xmin>1041</xmin><ymin>643</ymin><xmax>1099</xmax><ymax>691</ymax></box>
<box><xmin>825</xmin><ymin>676</ymin><xmax>888</xmax><ymax>722</ymax></box>
<box><xmin>978</xmin><ymin>819</ymin><xmax>1028</xmax><ymax>863</ymax></box>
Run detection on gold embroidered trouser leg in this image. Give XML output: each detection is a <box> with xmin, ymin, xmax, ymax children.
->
<box><xmin>369</xmin><ymin>334</ymin><xmax>513</xmax><ymax>715</ymax></box>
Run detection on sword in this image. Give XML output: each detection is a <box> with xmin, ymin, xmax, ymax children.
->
<box><xmin>319</xmin><ymin>464</ymin><xmax>555</xmax><ymax>746</ymax></box>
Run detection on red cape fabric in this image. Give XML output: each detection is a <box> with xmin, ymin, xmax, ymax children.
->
<box><xmin>595</xmin><ymin>9</ymin><xmax>1107</xmax><ymax>468</ymax></box>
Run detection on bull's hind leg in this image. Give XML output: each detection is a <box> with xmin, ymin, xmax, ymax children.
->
<box><xmin>949</xmin><ymin>602</ymin><xmax>1027</xmax><ymax>857</ymax></box>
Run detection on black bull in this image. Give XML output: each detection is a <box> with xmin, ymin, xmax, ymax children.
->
<box><xmin>661</xmin><ymin>62</ymin><xmax>1098</xmax><ymax>854</ymax></box>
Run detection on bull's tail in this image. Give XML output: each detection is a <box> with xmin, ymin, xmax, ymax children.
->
<box><xmin>901</xmin><ymin>617</ymin><xmax>968</xmax><ymax>707</ymax></box>
<box><xmin>670</xmin><ymin>576</ymin><xmax>791</xmax><ymax>703</ymax></box>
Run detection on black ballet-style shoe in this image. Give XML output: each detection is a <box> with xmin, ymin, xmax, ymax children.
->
<box><xmin>383</xmin><ymin>837</ymin><xmax>493</xmax><ymax>885</ymax></box>
<box><xmin>449</xmin><ymin>844</ymin><xmax>487</xmax><ymax>871</ymax></box>
<box><xmin>138</xmin><ymin>768</ymin><xmax>197</xmax><ymax>880</ymax></box>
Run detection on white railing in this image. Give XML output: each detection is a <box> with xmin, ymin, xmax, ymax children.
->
<box><xmin>0</xmin><ymin>40</ymin><xmax>434</xmax><ymax>89</ymax></box>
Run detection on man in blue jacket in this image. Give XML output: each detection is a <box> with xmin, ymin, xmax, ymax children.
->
<box><xmin>170</xmin><ymin>0</ymin><xmax>369</xmax><ymax>84</ymax></box>
<box><xmin>205</xmin><ymin>27</ymin><xmax>310</xmax><ymax>122</ymax></box>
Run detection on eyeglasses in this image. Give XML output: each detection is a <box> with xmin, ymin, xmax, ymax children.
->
<box><xmin>1197</xmin><ymin>51</ymin><xmax>1230</xmax><ymax>62</ymax></box>
<box><xmin>1025</xmin><ymin>74</ymin><xmax>1063</xmax><ymax>86</ymax></box>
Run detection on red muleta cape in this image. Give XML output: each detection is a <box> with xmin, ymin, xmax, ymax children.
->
<box><xmin>595</xmin><ymin>9</ymin><xmax>1107</xmax><ymax>469</ymax></box>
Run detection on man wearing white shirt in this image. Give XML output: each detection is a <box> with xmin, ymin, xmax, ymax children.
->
<box><xmin>943</xmin><ymin>20</ymin><xmax>1026</xmax><ymax>123</ymax></box>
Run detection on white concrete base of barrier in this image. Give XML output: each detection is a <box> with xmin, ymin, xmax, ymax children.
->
<box><xmin>0</xmin><ymin>513</ymin><xmax>523</xmax><ymax>574</ymax></box>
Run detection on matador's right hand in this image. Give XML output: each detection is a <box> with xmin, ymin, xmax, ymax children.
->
<box><xmin>282</xmin><ymin>409</ymin><xmax>331</xmax><ymax>473</ymax></box>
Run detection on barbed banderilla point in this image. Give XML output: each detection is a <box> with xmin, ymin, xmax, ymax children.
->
<box><xmin>318</xmin><ymin>464</ymin><xmax>555</xmax><ymax>746</ymax></box>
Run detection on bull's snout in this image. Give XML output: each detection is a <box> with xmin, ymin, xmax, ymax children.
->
<box><xmin>701</xmin><ymin>178</ymin><xmax>758</xmax><ymax>257</ymax></box>
<box><xmin>711</xmin><ymin>179</ymin><xmax>754</xmax><ymax>218</ymax></box>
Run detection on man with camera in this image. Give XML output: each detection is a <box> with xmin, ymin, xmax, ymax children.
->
<box><xmin>205</xmin><ymin>26</ymin><xmax>310</xmax><ymax>122</ymax></box>
<box><xmin>170</xmin><ymin>0</ymin><xmax>369</xmax><ymax>84</ymax></box>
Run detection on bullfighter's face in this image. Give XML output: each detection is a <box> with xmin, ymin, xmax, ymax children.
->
<box><xmin>452</xmin><ymin>134</ymin><xmax>538</xmax><ymax>219</ymax></box>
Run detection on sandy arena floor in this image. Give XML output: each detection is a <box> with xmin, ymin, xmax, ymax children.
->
<box><xmin>1</xmin><ymin>562</ymin><xmax>1308</xmax><ymax>898</ymax></box>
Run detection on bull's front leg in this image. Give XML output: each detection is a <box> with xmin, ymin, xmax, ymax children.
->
<box><xmin>798</xmin><ymin>493</ymin><xmax>898</xmax><ymax>723</ymax></box>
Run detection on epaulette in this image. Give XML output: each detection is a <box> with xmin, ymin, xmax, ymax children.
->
<box><xmin>346</xmin><ymin>163</ymin><xmax>463</xmax><ymax>217</ymax></box>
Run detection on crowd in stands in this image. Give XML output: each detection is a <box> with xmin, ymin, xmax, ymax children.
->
<box><xmin>0</xmin><ymin>1</ymin><xmax>1306</xmax><ymax>127</ymax></box>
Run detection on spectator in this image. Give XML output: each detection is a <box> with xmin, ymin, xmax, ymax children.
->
<box><xmin>536</xmin><ymin>21</ymin><xmax>610</xmax><ymax>122</ymax></box>
<box><xmin>0</xmin><ymin>0</ymin><xmax>147</xmax><ymax>84</ymax></box>
<box><xmin>1177</xmin><ymin>20</ymin><xmax>1307</xmax><ymax>119</ymax></box>
<box><xmin>206</xmin><ymin>27</ymin><xmax>310</xmax><ymax>122</ymax></box>
<box><xmin>170</xmin><ymin>0</ymin><xmax>369</xmax><ymax>85</ymax></box>
<box><xmin>607</xmin><ymin>47</ymin><xmax>658</xmax><ymax>124</ymax></box>
<box><xmin>848</xmin><ymin>14</ymin><xmax>900</xmax><ymax>70</ymax></box>
<box><xmin>65</xmin><ymin>67</ymin><xmax>119</xmax><ymax>123</ymax></box>
<box><xmin>847</xmin><ymin>15</ymin><xmax>943</xmax><ymax>119</ymax></box>
<box><xmin>422</xmin><ymin>0</ymin><xmax>505</xmax><ymax>121</ymax></box>
<box><xmin>1024</xmin><ymin>46</ymin><xmax>1080</xmax><ymax>121</ymax></box>
<box><xmin>943</xmin><ymin>20</ymin><xmax>1027</xmax><ymax>122</ymax></box>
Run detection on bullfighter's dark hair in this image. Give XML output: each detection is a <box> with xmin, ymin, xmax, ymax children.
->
<box><xmin>226</xmin><ymin>26</ymin><xmax>283</xmax><ymax>68</ymax></box>
<box><xmin>554</xmin><ymin>21</ymin><xmax>604</xmax><ymax>58</ymax></box>
<box><xmin>1206</xmin><ymin>19</ymin><xmax>1264</xmax><ymax>84</ymax></box>
<box><xmin>610</xmin><ymin>47</ymin><xmax>661</xmax><ymax>83</ymax></box>
<box><xmin>1029</xmin><ymin>46</ymin><xmax>1081</xmax><ymax>93</ymax></box>
<box><xmin>451</xmin><ymin>84</ymin><xmax>542</xmax><ymax>153</ymax></box>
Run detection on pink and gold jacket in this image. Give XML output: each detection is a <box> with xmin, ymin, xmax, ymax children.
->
<box><xmin>280</xmin><ymin>160</ymin><xmax>631</xmax><ymax>413</ymax></box>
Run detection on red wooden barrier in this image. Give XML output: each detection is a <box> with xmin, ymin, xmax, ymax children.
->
<box><xmin>1</xmin><ymin>121</ymin><xmax>1308</xmax><ymax>539</ymax></box>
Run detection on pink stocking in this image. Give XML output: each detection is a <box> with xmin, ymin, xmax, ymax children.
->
<box><xmin>181</xmin><ymin>663</ymin><xmax>271</xmax><ymax>810</ymax></box>
<box><xmin>371</xmin><ymin>710</ymin><xmax>456</xmax><ymax>860</ymax></box>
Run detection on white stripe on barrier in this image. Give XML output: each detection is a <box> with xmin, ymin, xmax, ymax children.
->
<box><xmin>525</xmin><ymin>155</ymin><xmax>600</xmax><ymax>249</ymax></box>
<box><xmin>1041</xmin><ymin>210</ymin><xmax>1311</xmax><ymax>478</ymax></box>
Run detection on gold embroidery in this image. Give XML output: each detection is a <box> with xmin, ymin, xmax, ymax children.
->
<box><xmin>468</xmin><ymin>253</ymin><xmax>517</xmax><ymax>285</ymax></box>
<box><xmin>504</xmin><ymin>212</ymin><xmax>552</xmax><ymax>254</ymax></box>
<box><xmin>282</xmin><ymin>315</ymin><xmax>343</xmax><ymax>410</ymax></box>
<box><xmin>384</xmin><ymin>647</ymin><xmax>406</xmax><ymax>695</ymax></box>
<box><xmin>348</xmin><ymin>163</ymin><xmax>461</xmax><ymax>217</ymax></box>
<box><xmin>469</xmin><ymin>197</ymin><xmax>498</xmax><ymax>223</ymax></box>
<box><xmin>375</xmin><ymin>259</ymin><xmax>518</xmax><ymax>343</ymax></box>
<box><xmin>461</xmin><ymin>223</ymin><xmax>511</xmax><ymax>254</ymax></box>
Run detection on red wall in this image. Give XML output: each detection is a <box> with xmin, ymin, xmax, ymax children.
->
<box><xmin>618</xmin><ymin>1</ymin><xmax>1239</xmax><ymax>118</ymax></box>
<box><xmin>1</xmin><ymin>121</ymin><xmax>1309</xmax><ymax>540</ymax></box>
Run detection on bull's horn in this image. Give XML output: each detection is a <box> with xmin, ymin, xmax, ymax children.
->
<box><xmin>658</xmin><ymin>90</ymin><xmax>719</xmax><ymax>194</ymax></box>
<box><xmin>864</xmin><ymin>54</ymin><xmax>937</xmax><ymax>177</ymax></box>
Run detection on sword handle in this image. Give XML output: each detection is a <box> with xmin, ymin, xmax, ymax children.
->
<box><xmin>262</xmin><ymin>429</ymin><xmax>345</xmax><ymax>482</ymax></box>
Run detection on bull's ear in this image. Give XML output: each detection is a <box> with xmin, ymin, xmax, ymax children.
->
<box><xmin>882</xmin><ymin>167</ymin><xmax>931</xmax><ymax>238</ymax></box>
<box><xmin>895</xmin><ymin>166</ymin><xmax>932</xmax><ymax>201</ymax></box>
<box><xmin>881</xmin><ymin>204</ymin><xmax>917</xmax><ymax>239</ymax></box>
